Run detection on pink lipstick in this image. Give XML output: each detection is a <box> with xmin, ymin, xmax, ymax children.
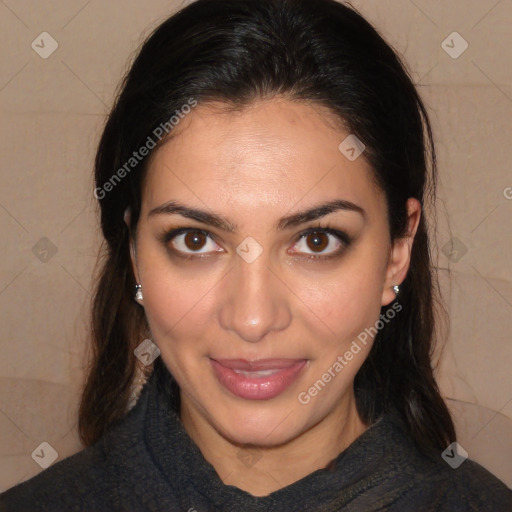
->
<box><xmin>210</xmin><ymin>358</ymin><xmax>307</xmax><ymax>400</ymax></box>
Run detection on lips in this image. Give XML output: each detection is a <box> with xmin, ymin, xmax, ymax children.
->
<box><xmin>210</xmin><ymin>358</ymin><xmax>307</xmax><ymax>400</ymax></box>
<box><xmin>213</xmin><ymin>358</ymin><xmax>303</xmax><ymax>371</ymax></box>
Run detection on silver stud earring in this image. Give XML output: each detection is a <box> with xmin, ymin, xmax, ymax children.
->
<box><xmin>393</xmin><ymin>284</ymin><xmax>400</xmax><ymax>295</ymax></box>
<box><xmin>134</xmin><ymin>284</ymin><xmax>143</xmax><ymax>301</ymax></box>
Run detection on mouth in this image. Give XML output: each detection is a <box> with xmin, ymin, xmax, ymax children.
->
<box><xmin>209</xmin><ymin>358</ymin><xmax>308</xmax><ymax>400</ymax></box>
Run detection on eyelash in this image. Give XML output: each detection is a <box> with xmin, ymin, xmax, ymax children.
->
<box><xmin>159</xmin><ymin>224</ymin><xmax>352</xmax><ymax>262</ymax></box>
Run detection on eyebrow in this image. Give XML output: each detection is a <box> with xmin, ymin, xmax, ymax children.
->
<box><xmin>147</xmin><ymin>199</ymin><xmax>367</xmax><ymax>232</ymax></box>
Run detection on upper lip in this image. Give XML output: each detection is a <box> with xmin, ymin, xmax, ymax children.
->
<box><xmin>211</xmin><ymin>358</ymin><xmax>306</xmax><ymax>371</ymax></box>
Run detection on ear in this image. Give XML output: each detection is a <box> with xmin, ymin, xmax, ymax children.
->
<box><xmin>381</xmin><ymin>198</ymin><xmax>422</xmax><ymax>306</ymax></box>
<box><xmin>124</xmin><ymin>207</ymin><xmax>141</xmax><ymax>284</ymax></box>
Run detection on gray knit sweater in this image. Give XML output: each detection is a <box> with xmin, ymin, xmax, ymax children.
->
<box><xmin>1</xmin><ymin>361</ymin><xmax>511</xmax><ymax>511</ymax></box>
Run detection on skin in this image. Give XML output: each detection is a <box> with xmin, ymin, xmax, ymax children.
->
<box><xmin>127</xmin><ymin>97</ymin><xmax>421</xmax><ymax>497</ymax></box>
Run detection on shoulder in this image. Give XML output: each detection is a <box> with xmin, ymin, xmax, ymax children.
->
<box><xmin>0</xmin><ymin>441</ymin><xmax>111</xmax><ymax>512</ymax></box>
<box><xmin>0</xmin><ymin>378</ymin><xmax>152</xmax><ymax>512</ymax></box>
<box><xmin>448</xmin><ymin>459</ymin><xmax>512</xmax><ymax>509</ymax></box>
<box><xmin>362</xmin><ymin>411</ymin><xmax>512</xmax><ymax>511</ymax></box>
<box><xmin>392</xmin><ymin>435</ymin><xmax>512</xmax><ymax>510</ymax></box>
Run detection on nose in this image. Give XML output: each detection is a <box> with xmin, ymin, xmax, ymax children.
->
<box><xmin>218</xmin><ymin>251</ymin><xmax>292</xmax><ymax>344</ymax></box>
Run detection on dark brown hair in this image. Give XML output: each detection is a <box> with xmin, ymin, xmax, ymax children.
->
<box><xmin>79</xmin><ymin>0</ymin><xmax>456</xmax><ymax>453</ymax></box>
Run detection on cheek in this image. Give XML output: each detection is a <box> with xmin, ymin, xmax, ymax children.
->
<box><xmin>143</xmin><ymin>277</ymin><xmax>214</xmax><ymax>340</ymax></box>
<box><xmin>140</xmin><ymin>270</ymin><xmax>214</xmax><ymax>387</ymax></box>
<box><xmin>136</xmin><ymin>245</ymin><xmax>218</xmax><ymax>342</ymax></box>
<box><xmin>300</xmin><ymin>260</ymin><xmax>385</xmax><ymax>340</ymax></box>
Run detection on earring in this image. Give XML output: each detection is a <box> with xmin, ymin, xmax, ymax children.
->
<box><xmin>134</xmin><ymin>284</ymin><xmax>143</xmax><ymax>301</ymax></box>
<box><xmin>393</xmin><ymin>284</ymin><xmax>400</xmax><ymax>295</ymax></box>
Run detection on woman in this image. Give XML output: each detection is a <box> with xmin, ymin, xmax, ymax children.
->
<box><xmin>1</xmin><ymin>0</ymin><xmax>511</xmax><ymax>510</ymax></box>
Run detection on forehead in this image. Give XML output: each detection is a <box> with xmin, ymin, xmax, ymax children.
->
<box><xmin>142</xmin><ymin>98</ymin><xmax>384</xmax><ymax>220</ymax></box>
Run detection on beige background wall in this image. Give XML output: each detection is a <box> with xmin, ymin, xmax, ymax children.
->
<box><xmin>1</xmin><ymin>0</ymin><xmax>511</xmax><ymax>492</ymax></box>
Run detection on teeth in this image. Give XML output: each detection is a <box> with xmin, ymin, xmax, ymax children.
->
<box><xmin>232</xmin><ymin>368</ymin><xmax>282</xmax><ymax>378</ymax></box>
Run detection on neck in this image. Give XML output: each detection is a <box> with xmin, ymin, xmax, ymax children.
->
<box><xmin>179</xmin><ymin>389</ymin><xmax>367</xmax><ymax>497</ymax></box>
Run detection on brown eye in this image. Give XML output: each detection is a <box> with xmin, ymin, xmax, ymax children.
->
<box><xmin>305</xmin><ymin>232</ymin><xmax>329</xmax><ymax>252</ymax></box>
<box><xmin>163</xmin><ymin>228</ymin><xmax>223</xmax><ymax>258</ymax></box>
<box><xmin>290</xmin><ymin>228</ymin><xmax>348</xmax><ymax>259</ymax></box>
<box><xmin>183</xmin><ymin>231</ymin><xmax>208</xmax><ymax>251</ymax></box>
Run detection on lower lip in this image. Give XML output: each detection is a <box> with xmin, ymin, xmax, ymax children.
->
<box><xmin>210</xmin><ymin>359</ymin><xmax>307</xmax><ymax>400</ymax></box>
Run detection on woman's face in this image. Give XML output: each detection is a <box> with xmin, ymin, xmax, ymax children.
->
<box><xmin>131</xmin><ymin>98</ymin><xmax>417</xmax><ymax>447</ymax></box>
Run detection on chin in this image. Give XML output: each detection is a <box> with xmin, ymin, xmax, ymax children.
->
<box><xmin>209</xmin><ymin>399</ymin><xmax>306</xmax><ymax>448</ymax></box>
